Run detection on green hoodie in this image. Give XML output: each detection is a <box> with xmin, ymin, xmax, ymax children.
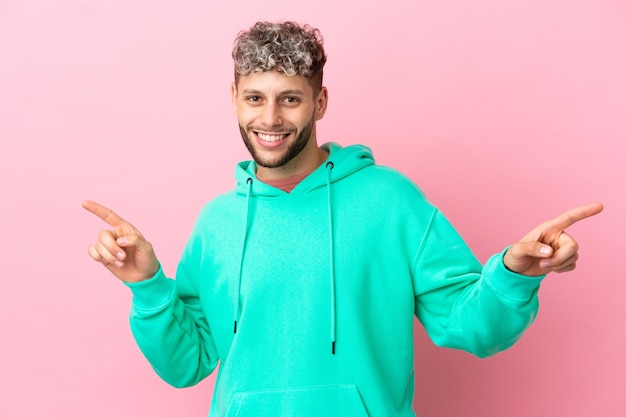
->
<box><xmin>126</xmin><ymin>143</ymin><xmax>543</xmax><ymax>417</ymax></box>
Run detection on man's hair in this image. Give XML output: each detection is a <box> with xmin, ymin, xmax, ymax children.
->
<box><xmin>232</xmin><ymin>21</ymin><xmax>327</xmax><ymax>93</ymax></box>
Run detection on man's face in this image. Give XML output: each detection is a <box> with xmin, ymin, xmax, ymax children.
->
<box><xmin>232</xmin><ymin>71</ymin><xmax>327</xmax><ymax>175</ymax></box>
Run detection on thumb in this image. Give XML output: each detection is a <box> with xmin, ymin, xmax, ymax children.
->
<box><xmin>116</xmin><ymin>233</ymin><xmax>152</xmax><ymax>254</ymax></box>
<box><xmin>116</xmin><ymin>233</ymin><xmax>159</xmax><ymax>280</ymax></box>
<box><xmin>509</xmin><ymin>241</ymin><xmax>553</xmax><ymax>260</ymax></box>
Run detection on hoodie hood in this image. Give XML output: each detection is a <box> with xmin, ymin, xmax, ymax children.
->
<box><xmin>234</xmin><ymin>142</ymin><xmax>375</xmax><ymax>196</ymax></box>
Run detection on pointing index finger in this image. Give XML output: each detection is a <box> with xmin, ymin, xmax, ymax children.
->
<box><xmin>546</xmin><ymin>202</ymin><xmax>604</xmax><ymax>231</ymax></box>
<box><xmin>82</xmin><ymin>200</ymin><xmax>128</xmax><ymax>227</ymax></box>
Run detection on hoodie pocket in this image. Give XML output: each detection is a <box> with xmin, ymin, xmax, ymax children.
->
<box><xmin>226</xmin><ymin>384</ymin><xmax>370</xmax><ymax>417</ymax></box>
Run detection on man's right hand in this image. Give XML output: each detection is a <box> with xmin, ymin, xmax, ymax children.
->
<box><xmin>83</xmin><ymin>200</ymin><xmax>159</xmax><ymax>283</ymax></box>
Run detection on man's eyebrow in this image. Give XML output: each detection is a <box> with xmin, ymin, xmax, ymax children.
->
<box><xmin>241</xmin><ymin>89</ymin><xmax>262</xmax><ymax>95</ymax></box>
<box><xmin>280</xmin><ymin>89</ymin><xmax>306</xmax><ymax>96</ymax></box>
<box><xmin>241</xmin><ymin>88</ymin><xmax>306</xmax><ymax>96</ymax></box>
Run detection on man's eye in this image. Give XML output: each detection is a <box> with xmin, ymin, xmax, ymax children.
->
<box><xmin>247</xmin><ymin>96</ymin><xmax>261</xmax><ymax>102</ymax></box>
<box><xmin>283</xmin><ymin>97</ymin><xmax>298</xmax><ymax>103</ymax></box>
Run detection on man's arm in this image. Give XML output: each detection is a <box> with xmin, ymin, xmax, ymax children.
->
<box><xmin>414</xmin><ymin>202</ymin><xmax>603</xmax><ymax>357</ymax></box>
<box><xmin>83</xmin><ymin>200</ymin><xmax>219</xmax><ymax>387</ymax></box>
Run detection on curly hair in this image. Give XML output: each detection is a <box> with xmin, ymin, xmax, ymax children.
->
<box><xmin>232</xmin><ymin>21</ymin><xmax>327</xmax><ymax>93</ymax></box>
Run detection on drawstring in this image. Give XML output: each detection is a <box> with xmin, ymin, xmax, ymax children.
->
<box><xmin>325</xmin><ymin>161</ymin><xmax>336</xmax><ymax>354</ymax></box>
<box><xmin>234</xmin><ymin>177</ymin><xmax>253</xmax><ymax>334</ymax></box>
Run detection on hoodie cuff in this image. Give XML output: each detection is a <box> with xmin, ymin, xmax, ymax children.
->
<box><xmin>483</xmin><ymin>250</ymin><xmax>545</xmax><ymax>303</ymax></box>
<box><xmin>123</xmin><ymin>266</ymin><xmax>176</xmax><ymax>310</ymax></box>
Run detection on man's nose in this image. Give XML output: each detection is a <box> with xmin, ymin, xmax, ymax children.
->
<box><xmin>260</xmin><ymin>102</ymin><xmax>282</xmax><ymax>127</ymax></box>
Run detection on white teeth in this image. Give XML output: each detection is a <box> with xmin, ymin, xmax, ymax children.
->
<box><xmin>257</xmin><ymin>133</ymin><xmax>286</xmax><ymax>142</ymax></box>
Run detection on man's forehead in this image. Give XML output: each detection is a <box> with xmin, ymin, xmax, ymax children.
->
<box><xmin>236</xmin><ymin>71</ymin><xmax>313</xmax><ymax>94</ymax></box>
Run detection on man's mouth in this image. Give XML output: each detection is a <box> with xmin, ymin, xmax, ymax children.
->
<box><xmin>256</xmin><ymin>132</ymin><xmax>289</xmax><ymax>142</ymax></box>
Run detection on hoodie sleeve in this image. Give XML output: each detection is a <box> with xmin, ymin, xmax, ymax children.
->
<box><xmin>413</xmin><ymin>208</ymin><xmax>544</xmax><ymax>358</ymax></box>
<box><xmin>124</xmin><ymin>261</ymin><xmax>219</xmax><ymax>388</ymax></box>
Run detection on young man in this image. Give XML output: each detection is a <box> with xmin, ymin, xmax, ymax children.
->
<box><xmin>84</xmin><ymin>21</ymin><xmax>602</xmax><ymax>417</ymax></box>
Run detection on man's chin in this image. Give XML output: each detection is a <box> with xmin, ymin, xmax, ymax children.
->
<box><xmin>245</xmin><ymin>137</ymin><xmax>296</xmax><ymax>169</ymax></box>
<box><xmin>251</xmin><ymin>150</ymin><xmax>290</xmax><ymax>169</ymax></box>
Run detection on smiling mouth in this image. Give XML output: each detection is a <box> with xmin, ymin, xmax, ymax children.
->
<box><xmin>255</xmin><ymin>132</ymin><xmax>290</xmax><ymax>142</ymax></box>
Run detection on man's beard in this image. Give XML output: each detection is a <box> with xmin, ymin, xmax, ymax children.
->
<box><xmin>239</xmin><ymin>119</ymin><xmax>314</xmax><ymax>169</ymax></box>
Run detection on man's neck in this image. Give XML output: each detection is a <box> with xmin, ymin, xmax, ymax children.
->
<box><xmin>257</xmin><ymin>170</ymin><xmax>314</xmax><ymax>193</ymax></box>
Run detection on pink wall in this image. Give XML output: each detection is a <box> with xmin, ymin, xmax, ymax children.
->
<box><xmin>1</xmin><ymin>0</ymin><xmax>624</xmax><ymax>416</ymax></box>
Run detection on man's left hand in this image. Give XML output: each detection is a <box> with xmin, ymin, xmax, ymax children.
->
<box><xmin>503</xmin><ymin>203</ymin><xmax>604</xmax><ymax>276</ymax></box>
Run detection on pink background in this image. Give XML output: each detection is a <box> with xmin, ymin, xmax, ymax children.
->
<box><xmin>1</xmin><ymin>0</ymin><xmax>624</xmax><ymax>416</ymax></box>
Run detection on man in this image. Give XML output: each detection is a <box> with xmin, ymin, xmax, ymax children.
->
<box><xmin>84</xmin><ymin>21</ymin><xmax>603</xmax><ymax>417</ymax></box>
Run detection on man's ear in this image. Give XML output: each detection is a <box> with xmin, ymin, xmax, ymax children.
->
<box><xmin>315</xmin><ymin>86</ymin><xmax>328</xmax><ymax>121</ymax></box>
<box><xmin>231</xmin><ymin>82</ymin><xmax>238</xmax><ymax>115</ymax></box>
